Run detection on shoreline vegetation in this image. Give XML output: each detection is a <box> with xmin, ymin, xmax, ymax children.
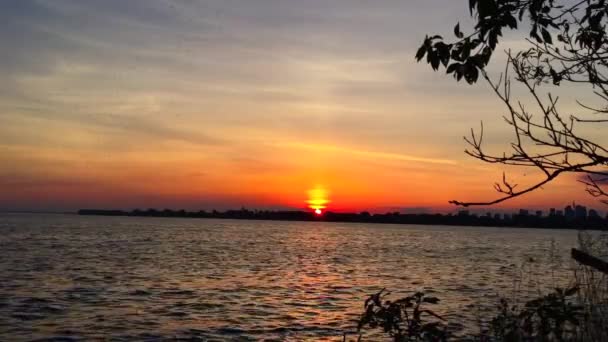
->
<box><xmin>353</xmin><ymin>237</ymin><xmax>608</xmax><ymax>341</ymax></box>
<box><xmin>77</xmin><ymin>208</ymin><xmax>608</xmax><ymax>230</ymax></box>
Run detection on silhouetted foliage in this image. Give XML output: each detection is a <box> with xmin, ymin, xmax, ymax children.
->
<box><xmin>356</xmin><ymin>287</ymin><xmax>586</xmax><ymax>341</ymax></box>
<box><xmin>357</xmin><ymin>289</ymin><xmax>448</xmax><ymax>341</ymax></box>
<box><xmin>417</xmin><ymin>0</ymin><xmax>608</xmax><ymax>206</ymax></box>
<box><xmin>490</xmin><ymin>286</ymin><xmax>582</xmax><ymax>341</ymax></box>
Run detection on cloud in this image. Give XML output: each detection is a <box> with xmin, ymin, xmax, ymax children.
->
<box><xmin>369</xmin><ymin>206</ymin><xmax>435</xmax><ymax>214</ymax></box>
<box><xmin>0</xmin><ymin>108</ymin><xmax>224</xmax><ymax>149</ymax></box>
<box><xmin>277</xmin><ymin>142</ymin><xmax>457</xmax><ymax>165</ymax></box>
<box><xmin>87</xmin><ymin>114</ymin><xmax>224</xmax><ymax>146</ymax></box>
<box><xmin>577</xmin><ymin>173</ymin><xmax>608</xmax><ymax>185</ymax></box>
<box><xmin>5</xmin><ymin>0</ymin><xmax>591</xmax><ymax>212</ymax></box>
<box><xmin>0</xmin><ymin>173</ymin><xmax>96</xmax><ymax>189</ymax></box>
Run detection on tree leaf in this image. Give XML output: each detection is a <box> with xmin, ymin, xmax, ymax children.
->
<box><xmin>469</xmin><ymin>0</ymin><xmax>477</xmax><ymax>15</ymax></box>
<box><xmin>446</xmin><ymin>63</ymin><xmax>460</xmax><ymax>74</ymax></box>
<box><xmin>430</xmin><ymin>53</ymin><xmax>440</xmax><ymax>70</ymax></box>
<box><xmin>454</xmin><ymin>22</ymin><xmax>464</xmax><ymax>38</ymax></box>
<box><xmin>415</xmin><ymin>45</ymin><xmax>427</xmax><ymax>61</ymax></box>
<box><xmin>541</xmin><ymin>28</ymin><xmax>552</xmax><ymax>44</ymax></box>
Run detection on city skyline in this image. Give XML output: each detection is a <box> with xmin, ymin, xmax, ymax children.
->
<box><xmin>76</xmin><ymin>202</ymin><xmax>608</xmax><ymax>230</ymax></box>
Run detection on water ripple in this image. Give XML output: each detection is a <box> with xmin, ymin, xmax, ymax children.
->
<box><xmin>0</xmin><ymin>214</ymin><xmax>579</xmax><ymax>340</ymax></box>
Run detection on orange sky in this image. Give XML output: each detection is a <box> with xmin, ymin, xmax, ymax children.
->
<box><xmin>0</xmin><ymin>1</ymin><xmax>606</xmax><ymax>213</ymax></box>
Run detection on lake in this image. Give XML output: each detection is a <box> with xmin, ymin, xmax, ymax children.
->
<box><xmin>0</xmin><ymin>214</ymin><xmax>581</xmax><ymax>341</ymax></box>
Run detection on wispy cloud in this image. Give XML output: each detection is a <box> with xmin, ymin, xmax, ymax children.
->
<box><xmin>577</xmin><ymin>173</ymin><xmax>608</xmax><ymax>185</ymax></box>
<box><xmin>277</xmin><ymin>142</ymin><xmax>457</xmax><ymax>165</ymax></box>
<box><xmin>1</xmin><ymin>0</ymin><xmax>591</xmax><ymax>211</ymax></box>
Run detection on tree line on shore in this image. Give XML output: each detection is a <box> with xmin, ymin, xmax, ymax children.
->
<box><xmin>78</xmin><ymin>207</ymin><xmax>607</xmax><ymax>230</ymax></box>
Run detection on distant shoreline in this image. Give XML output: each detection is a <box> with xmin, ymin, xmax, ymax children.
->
<box><xmin>76</xmin><ymin>208</ymin><xmax>607</xmax><ymax>230</ymax></box>
<box><xmin>1</xmin><ymin>210</ymin><xmax>74</xmax><ymax>215</ymax></box>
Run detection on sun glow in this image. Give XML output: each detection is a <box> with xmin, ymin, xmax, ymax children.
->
<box><xmin>307</xmin><ymin>186</ymin><xmax>330</xmax><ymax>212</ymax></box>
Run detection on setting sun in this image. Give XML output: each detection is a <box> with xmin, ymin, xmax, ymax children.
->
<box><xmin>4</xmin><ymin>1</ymin><xmax>608</xmax><ymax>341</ymax></box>
<box><xmin>307</xmin><ymin>186</ymin><xmax>330</xmax><ymax>212</ymax></box>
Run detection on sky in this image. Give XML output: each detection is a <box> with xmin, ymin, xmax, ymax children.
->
<box><xmin>1</xmin><ymin>0</ymin><xmax>606</xmax><ymax>213</ymax></box>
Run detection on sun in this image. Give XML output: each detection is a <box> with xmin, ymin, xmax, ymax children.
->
<box><xmin>307</xmin><ymin>186</ymin><xmax>330</xmax><ymax>213</ymax></box>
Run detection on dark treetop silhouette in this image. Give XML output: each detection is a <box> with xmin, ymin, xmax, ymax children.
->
<box><xmin>416</xmin><ymin>0</ymin><xmax>608</xmax><ymax>207</ymax></box>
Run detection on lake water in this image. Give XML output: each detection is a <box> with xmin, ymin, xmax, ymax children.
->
<box><xmin>0</xmin><ymin>214</ymin><xmax>582</xmax><ymax>341</ymax></box>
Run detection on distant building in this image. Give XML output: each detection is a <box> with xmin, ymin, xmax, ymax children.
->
<box><xmin>556</xmin><ymin>210</ymin><xmax>564</xmax><ymax>217</ymax></box>
<box><xmin>565</xmin><ymin>205</ymin><xmax>575</xmax><ymax>219</ymax></box>
<box><xmin>519</xmin><ymin>209</ymin><xmax>529</xmax><ymax>216</ymax></box>
<box><xmin>458</xmin><ymin>210</ymin><xmax>470</xmax><ymax>217</ymax></box>
<box><xmin>494</xmin><ymin>213</ymin><xmax>501</xmax><ymax>220</ymax></box>
<box><xmin>549</xmin><ymin>208</ymin><xmax>556</xmax><ymax>216</ymax></box>
<box><xmin>589</xmin><ymin>209</ymin><xmax>599</xmax><ymax>218</ymax></box>
<box><xmin>536</xmin><ymin>210</ymin><xmax>543</xmax><ymax>217</ymax></box>
<box><xmin>575</xmin><ymin>205</ymin><xmax>587</xmax><ymax>219</ymax></box>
